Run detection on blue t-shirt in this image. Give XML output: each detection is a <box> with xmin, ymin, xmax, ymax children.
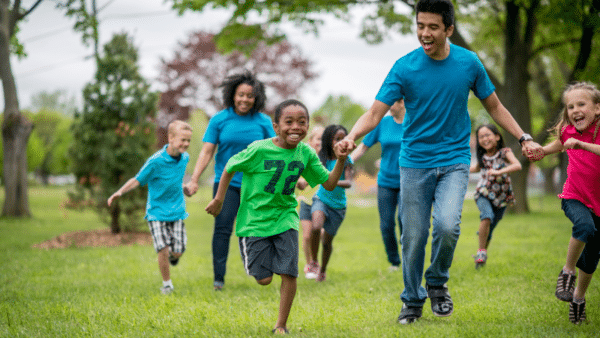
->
<box><xmin>203</xmin><ymin>107</ymin><xmax>276</xmax><ymax>188</ymax></box>
<box><xmin>135</xmin><ymin>145</ymin><xmax>189</xmax><ymax>221</ymax></box>
<box><xmin>375</xmin><ymin>45</ymin><xmax>495</xmax><ymax>168</ymax></box>
<box><xmin>362</xmin><ymin>115</ymin><xmax>403</xmax><ymax>189</ymax></box>
<box><xmin>316</xmin><ymin>157</ymin><xmax>353</xmax><ymax>209</ymax></box>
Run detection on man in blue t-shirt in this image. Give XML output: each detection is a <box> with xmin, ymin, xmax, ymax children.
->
<box><xmin>341</xmin><ymin>0</ymin><xmax>543</xmax><ymax>325</ymax></box>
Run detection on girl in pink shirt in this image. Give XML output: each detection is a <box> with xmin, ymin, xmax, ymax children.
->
<box><xmin>532</xmin><ymin>81</ymin><xmax>600</xmax><ymax>324</ymax></box>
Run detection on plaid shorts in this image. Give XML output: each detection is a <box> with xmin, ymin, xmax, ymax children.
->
<box><xmin>147</xmin><ymin>220</ymin><xmax>187</xmax><ymax>254</ymax></box>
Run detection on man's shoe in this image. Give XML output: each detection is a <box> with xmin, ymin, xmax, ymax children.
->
<box><xmin>426</xmin><ymin>283</ymin><xmax>454</xmax><ymax>317</ymax></box>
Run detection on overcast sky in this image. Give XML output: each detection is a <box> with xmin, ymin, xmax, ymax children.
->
<box><xmin>9</xmin><ymin>0</ymin><xmax>419</xmax><ymax>112</ymax></box>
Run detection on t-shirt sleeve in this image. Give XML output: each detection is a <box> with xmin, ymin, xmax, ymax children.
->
<box><xmin>362</xmin><ymin>124</ymin><xmax>380</xmax><ymax>147</ymax></box>
<box><xmin>135</xmin><ymin>158</ymin><xmax>154</xmax><ymax>186</ymax></box>
<box><xmin>202</xmin><ymin>114</ymin><xmax>220</xmax><ymax>144</ymax></box>
<box><xmin>375</xmin><ymin>60</ymin><xmax>404</xmax><ymax>106</ymax></box>
<box><xmin>471</xmin><ymin>52</ymin><xmax>495</xmax><ymax>100</ymax></box>
<box><xmin>302</xmin><ymin>149</ymin><xmax>330</xmax><ymax>188</ymax></box>
<box><xmin>225</xmin><ymin>141</ymin><xmax>259</xmax><ymax>174</ymax></box>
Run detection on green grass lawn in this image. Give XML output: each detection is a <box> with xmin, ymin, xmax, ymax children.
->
<box><xmin>0</xmin><ymin>186</ymin><xmax>597</xmax><ymax>337</ymax></box>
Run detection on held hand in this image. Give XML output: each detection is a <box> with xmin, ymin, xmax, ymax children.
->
<box><xmin>205</xmin><ymin>199</ymin><xmax>223</xmax><ymax>217</ymax></box>
<box><xmin>334</xmin><ymin>140</ymin><xmax>353</xmax><ymax>159</ymax></box>
<box><xmin>107</xmin><ymin>192</ymin><xmax>121</xmax><ymax>207</ymax></box>
<box><xmin>563</xmin><ymin>138</ymin><xmax>581</xmax><ymax>150</ymax></box>
<box><xmin>184</xmin><ymin>181</ymin><xmax>199</xmax><ymax>196</ymax></box>
<box><xmin>522</xmin><ymin>140</ymin><xmax>544</xmax><ymax>162</ymax></box>
<box><xmin>487</xmin><ymin>169</ymin><xmax>501</xmax><ymax>176</ymax></box>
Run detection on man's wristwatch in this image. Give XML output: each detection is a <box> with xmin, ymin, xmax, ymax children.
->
<box><xmin>519</xmin><ymin>133</ymin><xmax>533</xmax><ymax>145</ymax></box>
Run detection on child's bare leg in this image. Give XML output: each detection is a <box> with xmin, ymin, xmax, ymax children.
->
<box><xmin>564</xmin><ymin>237</ymin><xmax>586</xmax><ymax>272</ymax></box>
<box><xmin>275</xmin><ymin>274</ymin><xmax>297</xmax><ymax>330</ymax></box>
<box><xmin>158</xmin><ymin>247</ymin><xmax>170</xmax><ymax>281</ymax></box>
<box><xmin>310</xmin><ymin>211</ymin><xmax>326</xmax><ymax>262</ymax></box>
<box><xmin>478</xmin><ymin>218</ymin><xmax>491</xmax><ymax>250</ymax></box>
<box><xmin>320</xmin><ymin>231</ymin><xmax>334</xmax><ymax>273</ymax></box>
<box><xmin>301</xmin><ymin>219</ymin><xmax>313</xmax><ymax>264</ymax></box>
<box><xmin>256</xmin><ymin>276</ymin><xmax>273</xmax><ymax>286</ymax></box>
<box><xmin>573</xmin><ymin>270</ymin><xmax>593</xmax><ymax>300</ymax></box>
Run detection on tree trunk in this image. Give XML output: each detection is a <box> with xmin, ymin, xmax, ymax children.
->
<box><xmin>0</xmin><ymin>3</ymin><xmax>32</xmax><ymax>217</ymax></box>
<box><xmin>500</xmin><ymin>2</ymin><xmax>534</xmax><ymax>213</ymax></box>
<box><xmin>110</xmin><ymin>202</ymin><xmax>122</xmax><ymax>234</ymax></box>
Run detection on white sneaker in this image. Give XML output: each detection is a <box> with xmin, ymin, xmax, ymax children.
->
<box><xmin>305</xmin><ymin>261</ymin><xmax>319</xmax><ymax>279</ymax></box>
<box><xmin>160</xmin><ymin>285</ymin><xmax>174</xmax><ymax>295</ymax></box>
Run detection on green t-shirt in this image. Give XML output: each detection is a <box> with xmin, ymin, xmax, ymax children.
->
<box><xmin>226</xmin><ymin>139</ymin><xmax>330</xmax><ymax>237</ymax></box>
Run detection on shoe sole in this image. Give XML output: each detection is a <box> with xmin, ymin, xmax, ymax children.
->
<box><xmin>305</xmin><ymin>273</ymin><xmax>318</xmax><ymax>279</ymax></box>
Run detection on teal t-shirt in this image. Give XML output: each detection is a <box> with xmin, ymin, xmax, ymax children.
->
<box><xmin>316</xmin><ymin>157</ymin><xmax>353</xmax><ymax>209</ymax></box>
<box><xmin>362</xmin><ymin>115</ymin><xmax>403</xmax><ymax>189</ymax></box>
<box><xmin>375</xmin><ymin>44</ymin><xmax>495</xmax><ymax>168</ymax></box>
<box><xmin>226</xmin><ymin>139</ymin><xmax>330</xmax><ymax>237</ymax></box>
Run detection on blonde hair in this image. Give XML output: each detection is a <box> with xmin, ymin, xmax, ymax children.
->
<box><xmin>551</xmin><ymin>81</ymin><xmax>600</xmax><ymax>140</ymax></box>
<box><xmin>168</xmin><ymin>120</ymin><xmax>192</xmax><ymax>137</ymax></box>
<box><xmin>308</xmin><ymin>125</ymin><xmax>324</xmax><ymax>142</ymax></box>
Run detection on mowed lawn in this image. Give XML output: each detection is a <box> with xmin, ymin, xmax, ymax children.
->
<box><xmin>0</xmin><ymin>186</ymin><xmax>597</xmax><ymax>337</ymax></box>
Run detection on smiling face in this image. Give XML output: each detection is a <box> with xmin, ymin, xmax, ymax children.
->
<box><xmin>416</xmin><ymin>12</ymin><xmax>454</xmax><ymax>60</ymax></box>
<box><xmin>476</xmin><ymin>126</ymin><xmax>500</xmax><ymax>154</ymax></box>
<box><xmin>233</xmin><ymin>83</ymin><xmax>256</xmax><ymax>116</ymax></box>
<box><xmin>168</xmin><ymin>128</ymin><xmax>192</xmax><ymax>156</ymax></box>
<box><xmin>564</xmin><ymin>88</ymin><xmax>600</xmax><ymax>132</ymax></box>
<box><xmin>273</xmin><ymin>105</ymin><xmax>309</xmax><ymax>149</ymax></box>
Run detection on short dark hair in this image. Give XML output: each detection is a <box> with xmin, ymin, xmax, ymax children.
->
<box><xmin>416</xmin><ymin>0</ymin><xmax>455</xmax><ymax>30</ymax></box>
<box><xmin>273</xmin><ymin>99</ymin><xmax>309</xmax><ymax>123</ymax></box>
<box><xmin>220</xmin><ymin>70</ymin><xmax>266</xmax><ymax>114</ymax></box>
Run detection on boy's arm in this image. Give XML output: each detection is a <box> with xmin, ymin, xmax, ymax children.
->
<box><xmin>107</xmin><ymin>178</ymin><xmax>140</xmax><ymax>206</ymax></box>
<box><xmin>185</xmin><ymin>142</ymin><xmax>217</xmax><ymax>195</ymax></box>
<box><xmin>480</xmin><ymin>93</ymin><xmax>543</xmax><ymax>159</ymax></box>
<box><xmin>205</xmin><ymin>169</ymin><xmax>234</xmax><ymax>216</ymax></box>
<box><xmin>321</xmin><ymin>142</ymin><xmax>351</xmax><ymax>191</ymax></box>
<box><xmin>564</xmin><ymin>138</ymin><xmax>600</xmax><ymax>156</ymax></box>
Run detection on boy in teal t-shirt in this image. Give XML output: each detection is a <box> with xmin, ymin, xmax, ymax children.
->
<box><xmin>206</xmin><ymin>99</ymin><xmax>350</xmax><ymax>335</ymax></box>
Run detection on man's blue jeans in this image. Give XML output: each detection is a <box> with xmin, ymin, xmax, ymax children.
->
<box><xmin>399</xmin><ymin>163</ymin><xmax>469</xmax><ymax>307</ymax></box>
<box><xmin>377</xmin><ymin>185</ymin><xmax>402</xmax><ymax>266</ymax></box>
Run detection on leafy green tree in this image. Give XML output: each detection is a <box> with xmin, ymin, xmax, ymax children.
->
<box><xmin>171</xmin><ymin>0</ymin><xmax>600</xmax><ymax>213</ymax></box>
<box><xmin>1</xmin><ymin>0</ymin><xmax>96</xmax><ymax>217</ymax></box>
<box><xmin>70</xmin><ymin>33</ymin><xmax>158</xmax><ymax>233</ymax></box>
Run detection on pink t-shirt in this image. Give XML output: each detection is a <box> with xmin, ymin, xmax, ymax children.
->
<box><xmin>559</xmin><ymin>120</ymin><xmax>600</xmax><ymax>217</ymax></box>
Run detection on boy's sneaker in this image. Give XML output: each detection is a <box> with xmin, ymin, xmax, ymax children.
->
<box><xmin>397</xmin><ymin>304</ymin><xmax>422</xmax><ymax>324</ymax></box>
<box><xmin>160</xmin><ymin>285</ymin><xmax>174</xmax><ymax>295</ymax></box>
<box><xmin>168</xmin><ymin>252</ymin><xmax>180</xmax><ymax>266</ymax></box>
<box><xmin>272</xmin><ymin>327</ymin><xmax>289</xmax><ymax>334</ymax></box>
<box><xmin>474</xmin><ymin>250</ymin><xmax>487</xmax><ymax>269</ymax></box>
<box><xmin>569</xmin><ymin>298</ymin><xmax>586</xmax><ymax>324</ymax></box>
<box><xmin>305</xmin><ymin>261</ymin><xmax>319</xmax><ymax>279</ymax></box>
<box><xmin>213</xmin><ymin>281</ymin><xmax>224</xmax><ymax>291</ymax></box>
<box><xmin>555</xmin><ymin>269</ymin><xmax>576</xmax><ymax>302</ymax></box>
<box><xmin>426</xmin><ymin>283</ymin><xmax>454</xmax><ymax>317</ymax></box>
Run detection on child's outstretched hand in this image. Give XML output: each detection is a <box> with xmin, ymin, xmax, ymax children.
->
<box><xmin>205</xmin><ymin>199</ymin><xmax>223</xmax><ymax>217</ymax></box>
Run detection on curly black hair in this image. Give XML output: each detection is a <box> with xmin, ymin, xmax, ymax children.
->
<box><xmin>416</xmin><ymin>0</ymin><xmax>454</xmax><ymax>30</ymax></box>
<box><xmin>273</xmin><ymin>99</ymin><xmax>309</xmax><ymax>123</ymax></box>
<box><xmin>220</xmin><ymin>70</ymin><xmax>266</xmax><ymax>114</ymax></box>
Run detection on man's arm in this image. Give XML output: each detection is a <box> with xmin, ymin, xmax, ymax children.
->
<box><xmin>480</xmin><ymin>92</ymin><xmax>543</xmax><ymax>158</ymax></box>
<box><xmin>341</xmin><ymin>100</ymin><xmax>390</xmax><ymax>151</ymax></box>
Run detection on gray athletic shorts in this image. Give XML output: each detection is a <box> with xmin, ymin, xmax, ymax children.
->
<box><xmin>147</xmin><ymin>220</ymin><xmax>186</xmax><ymax>254</ymax></box>
<box><xmin>299</xmin><ymin>201</ymin><xmax>312</xmax><ymax>221</ymax></box>
<box><xmin>311</xmin><ymin>196</ymin><xmax>346</xmax><ymax>237</ymax></box>
<box><xmin>239</xmin><ymin>229</ymin><xmax>299</xmax><ymax>280</ymax></box>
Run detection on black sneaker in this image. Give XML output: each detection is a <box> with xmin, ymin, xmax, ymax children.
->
<box><xmin>569</xmin><ymin>298</ymin><xmax>586</xmax><ymax>324</ymax></box>
<box><xmin>555</xmin><ymin>269</ymin><xmax>576</xmax><ymax>302</ymax></box>
<box><xmin>168</xmin><ymin>253</ymin><xmax>180</xmax><ymax>266</ymax></box>
<box><xmin>397</xmin><ymin>304</ymin><xmax>422</xmax><ymax>324</ymax></box>
<box><xmin>426</xmin><ymin>283</ymin><xmax>454</xmax><ymax>317</ymax></box>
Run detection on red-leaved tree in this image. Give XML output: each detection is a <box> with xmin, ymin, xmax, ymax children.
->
<box><xmin>155</xmin><ymin>31</ymin><xmax>318</xmax><ymax>146</ymax></box>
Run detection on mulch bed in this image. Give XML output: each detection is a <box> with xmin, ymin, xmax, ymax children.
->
<box><xmin>32</xmin><ymin>228</ymin><xmax>152</xmax><ymax>250</ymax></box>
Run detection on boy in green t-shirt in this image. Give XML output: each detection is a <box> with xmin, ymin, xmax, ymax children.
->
<box><xmin>206</xmin><ymin>99</ymin><xmax>350</xmax><ymax>334</ymax></box>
